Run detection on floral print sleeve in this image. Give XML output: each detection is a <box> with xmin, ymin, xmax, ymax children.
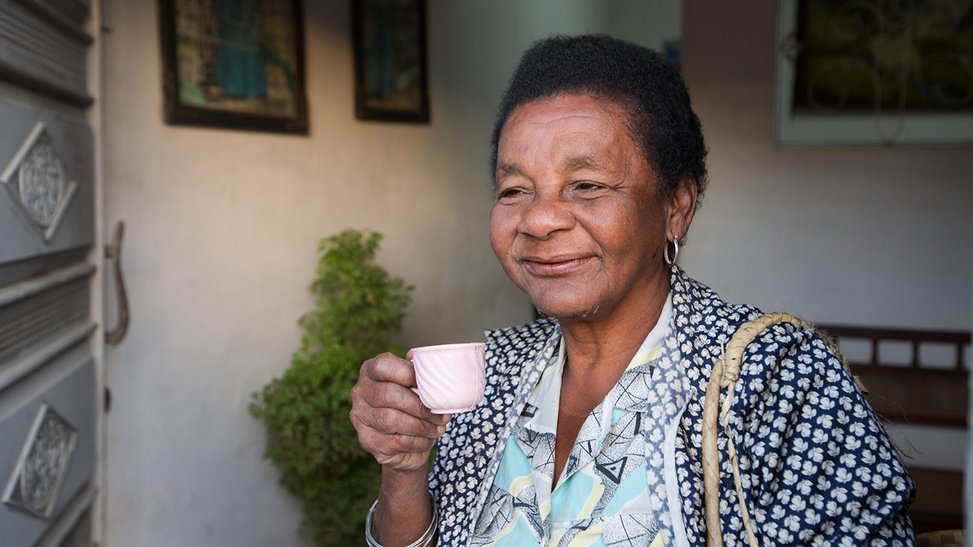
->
<box><xmin>730</xmin><ymin>324</ymin><xmax>916</xmax><ymax>546</ymax></box>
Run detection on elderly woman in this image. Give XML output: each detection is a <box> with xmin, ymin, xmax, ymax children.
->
<box><xmin>350</xmin><ymin>35</ymin><xmax>915</xmax><ymax>546</ymax></box>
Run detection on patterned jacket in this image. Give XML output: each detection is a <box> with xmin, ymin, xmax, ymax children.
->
<box><xmin>429</xmin><ymin>268</ymin><xmax>916</xmax><ymax>546</ymax></box>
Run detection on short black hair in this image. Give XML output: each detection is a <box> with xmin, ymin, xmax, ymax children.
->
<box><xmin>490</xmin><ymin>34</ymin><xmax>707</xmax><ymax>201</ymax></box>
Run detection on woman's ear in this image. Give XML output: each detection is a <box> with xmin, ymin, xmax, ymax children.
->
<box><xmin>667</xmin><ymin>176</ymin><xmax>698</xmax><ymax>240</ymax></box>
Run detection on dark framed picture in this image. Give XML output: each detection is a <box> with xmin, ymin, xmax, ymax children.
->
<box><xmin>352</xmin><ymin>0</ymin><xmax>430</xmax><ymax>123</ymax></box>
<box><xmin>159</xmin><ymin>0</ymin><xmax>309</xmax><ymax>134</ymax></box>
<box><xmin>775</xmin><ymin>0</ymin><xmax>973</xmax><ymax>144</ymax></box>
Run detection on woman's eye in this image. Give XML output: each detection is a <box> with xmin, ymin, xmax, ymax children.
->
<box><xmin>574</xmin><ymin>181</ymin><xmax>603</xmax><ymax>191</ymax></box>
<box><xmin>497</xmin><ymin>187</ymin><xmax>526</xmax><ymax>200</ymax></box>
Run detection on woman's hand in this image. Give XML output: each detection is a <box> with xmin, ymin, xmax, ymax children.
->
<box><xmin>351</xmin><ymin>353</ymin><xmax>446</xmax><ymax>545</ymax></box>
<box><xmin>350</xmin><ymin>352</ymin><xmax>450</xmax><ymax>472</ymax></box>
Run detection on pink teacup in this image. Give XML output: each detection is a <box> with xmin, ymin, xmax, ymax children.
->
<box><xmin>407</xmin><ymin>342</ymin><xmax>486</xmax><ymax>414</ymax></box>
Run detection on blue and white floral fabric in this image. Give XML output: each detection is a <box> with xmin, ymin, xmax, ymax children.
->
<box><xmin>428</xmin><ymin>267</ymin><xmax>916</xmax><ymax>546</ymax></box>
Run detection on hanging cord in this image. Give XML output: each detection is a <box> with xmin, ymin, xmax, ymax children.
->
<box><xmin>702</xmin><ymin>312</ymin><xmax>814</xmax><ymax>547</ymax></box>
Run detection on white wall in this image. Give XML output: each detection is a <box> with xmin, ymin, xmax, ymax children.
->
<box><xmin>680</xmin><ymin>2</ymin><xmax>973</xmax><ymax>472</ymax></box>
<box><xmin>681</xmin><ymin>3</ymin><xmax>972</xmax><ymax>330</ymax></box>
<box><xmin>100</xmin><ymin>2</ymin><xmax>678</xmax><ymax>545</ymax></box>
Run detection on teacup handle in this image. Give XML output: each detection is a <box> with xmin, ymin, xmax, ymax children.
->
<box><xmin>405</xmin><ymin>351</ymin><xmax>423</xmax><ymax>399</ymax></box>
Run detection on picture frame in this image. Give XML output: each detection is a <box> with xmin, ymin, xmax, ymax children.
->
<box><xmin>352</xmin><ymin>0</ymin><xmax>430</xmax><ymax>123</ymax></box>
<box><xmin>774</xmin><ymin>0</ymin><xmax>973</xmax><ymax>145</ymax></box>
<box><xmin>158</xmin><ymin>0</ymin><xmax>309</xmax><ymax>134</ymax></box>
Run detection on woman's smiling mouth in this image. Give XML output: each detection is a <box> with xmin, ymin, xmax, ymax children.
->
<box><xmin>520</xmin><ymin>256</ymin><xmax>592</xmax><ymax>276</ymax></box>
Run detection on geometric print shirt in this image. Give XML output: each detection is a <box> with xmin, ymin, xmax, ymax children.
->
<box><xmin>471</xmin><ymin>297</ymin><xmax>672</xmax><ymax>546</ymax></box>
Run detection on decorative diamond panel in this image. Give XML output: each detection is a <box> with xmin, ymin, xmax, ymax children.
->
<box><xmin>3</xmin><ymin>404</ymin><xmax>78</xmax><ymax>519</ymax></box>
<box><xmin>0</xmin><ymin>123</ymin><xmax>77</xmax><ymax>241</ymax></box>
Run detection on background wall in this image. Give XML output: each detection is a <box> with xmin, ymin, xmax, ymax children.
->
<box><xmin>681</xmin><ymin>6</ymin><xmax>971</xmax><ymax>330</ymax></box>
<box><xmin>100</xmin><ymin>1</ymin><xmax>679</xmax><ymax>545</ymax></box>
<box><xmin>679</xmin><ymin>2</ymin><xmax>972</xmax><ymax>472</ymax></box>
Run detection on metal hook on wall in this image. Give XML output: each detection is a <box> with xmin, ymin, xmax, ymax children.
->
<box><xmin>104</xmin><ymin>221</ymin><xmax>129</xmax><ymax>346</ymax></box>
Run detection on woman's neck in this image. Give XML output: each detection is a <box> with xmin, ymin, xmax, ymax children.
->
<box><xmin>558</xmin><ymin>272</ymin><xmax>670</xmax><ymax>385</ymax></box>
<box><xmin>550</xmin><ymin>273</ymin><xmax>671</xmax><ymax>486</ymax></box>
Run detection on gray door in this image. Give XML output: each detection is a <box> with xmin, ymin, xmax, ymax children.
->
<box><xmin>0</xmin><ymin>1</ymin><xmax>99</xmax><ymax>545</ymax></box>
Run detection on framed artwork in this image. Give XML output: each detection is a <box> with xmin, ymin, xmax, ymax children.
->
<box><xmin>775</xmin><ymin>0</ymin><xmax>973</xmax><ymax>145</ymax></box>
<box><xmin>158</xmin><ymin>0</ymin><xmax>309</xmax><ymax>134</ymax></box>
<box><xmin>352</xmin><ymin>0</ymin><xmax>430</xmax><ymax>123</ymax></box>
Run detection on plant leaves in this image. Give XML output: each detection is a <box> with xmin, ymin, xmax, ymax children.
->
<box><xmin>249</xmin><ymin>229</ymin><xmax>413</xmax><ymax>544</ymax></box>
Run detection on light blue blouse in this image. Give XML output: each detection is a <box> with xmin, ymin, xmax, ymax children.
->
<box><xmin>471</xmin><ymin>298</ymin><xmax>672</xmax><ymax>546</ymax></box>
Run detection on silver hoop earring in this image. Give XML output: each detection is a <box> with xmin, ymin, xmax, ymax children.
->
<box><xmin>664</xmin><ymin>238</ymin><xmax>680</xmax><ymax>266</ymax></box>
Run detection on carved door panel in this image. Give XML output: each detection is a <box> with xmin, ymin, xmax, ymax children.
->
<box><xmin>0</xmin><ymin>1</ymin><xmax>99</xmax><ymax>546</ymax></box>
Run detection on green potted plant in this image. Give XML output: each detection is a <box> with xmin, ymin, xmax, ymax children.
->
<box><xmin>250</xmin><ymin>229</ymin><xmax>413</xmax><ymax>545</ymax></box>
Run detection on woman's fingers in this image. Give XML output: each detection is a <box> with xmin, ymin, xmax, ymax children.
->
<box><xmin>376</xmin><ymin>406</ymin><xmax>446</xmax><ymax>438</ymax></box>
<box><xmin>362</xmin><ymin>352</ymin><xmax>417</xmax><ymax>387</ymax></box>
<box><xmin>351</xmin><ymin>404</ymin><xmax>442</xmax><ymax>472</ymax></box>
<box><xmin>353</xmin><ymin>401</ymin><xmax>445</xmax><ymax>440</ymax></box>
<box><xmin>369</xmin><ymin>381</ymin><xmax>430</xmax><ymax>419</ymax></box>
<box><xmin>350</xmin><ymin>353</ymin><xmax>452</xmax><ymax>472</ymax></box>
<box><xmin>357</xmin><ymin>423</ymin><xmax>437</xmax><ymax>456</ymax></box>
<box><xmin>355</xmin><ymin>353</ymin><xmax>448</xmax><ymax>423</ymax></box>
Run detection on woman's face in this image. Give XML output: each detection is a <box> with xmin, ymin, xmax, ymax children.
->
<box><xmin>490</xmin><ymin>93</ymin><xmax>687</xmax><ymax>320</ymax></box>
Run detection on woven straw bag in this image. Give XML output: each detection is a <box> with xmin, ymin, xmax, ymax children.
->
<box><xmin>701</xmin><ymin>312</ymin><xmax>859</xmax><ymax>547</ymax></box>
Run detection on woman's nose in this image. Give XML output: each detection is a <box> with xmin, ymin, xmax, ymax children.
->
<box><xmin>517</xmin><ymin>191</ymin><xmax>574</xmax><ymax>240</ymax></box>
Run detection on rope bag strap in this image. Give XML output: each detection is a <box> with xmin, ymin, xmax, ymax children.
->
<box><xmin>701</xmin><ymin>312</ymin><xmax>861</xmax><ymax>547</ymax></box>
